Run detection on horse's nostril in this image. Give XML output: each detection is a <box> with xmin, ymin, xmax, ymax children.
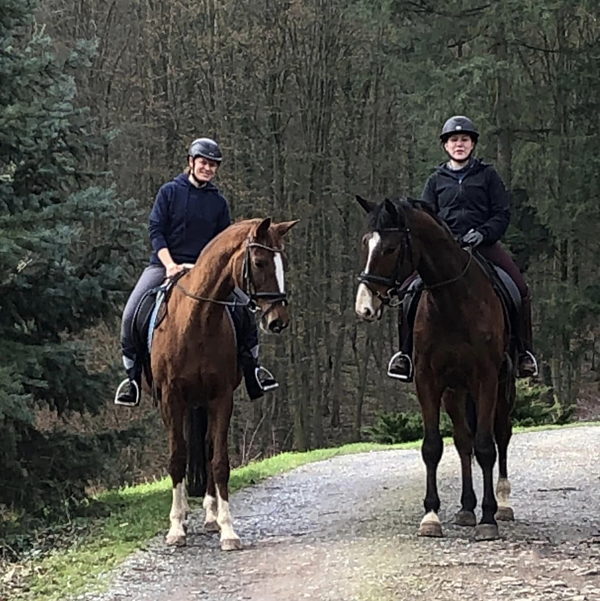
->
<box><xmin>269</xmin><ymin>318</ymin><xmax>284</xmax><ymax>333</ymax></box>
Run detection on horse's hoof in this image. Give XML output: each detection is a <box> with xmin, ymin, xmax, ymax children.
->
<box><xmin>418</xmin><ymin>522</ymin><xmax>443</xmax><ymax>537</ymax></box>
<box><xmin>166</xmin><ymin>533</ymin><xmax>187</xmax><ymax>547</ymax></box>
<box><xmin>204</xmin><ymin>520</ymin><xmax>219</xmax><ymax>533</ymax></box>
<box><xmin>221</xmin><ymin>537</ymin><xmax>242</xmax><ymax>551</ymax></box>
<box><xmin>475</xmin><ymin>523</ymin><xmax>499</xmax><ymax>541</ymax></box>
<box><xmin>495</xmin><ymin>506</ymin><xmax>515</xmax><ymax>521</ymax></box>
<box><xmin>454</xmin><ymin>510</ymin><xmax>477</xmax><ymax>527</ymax></box>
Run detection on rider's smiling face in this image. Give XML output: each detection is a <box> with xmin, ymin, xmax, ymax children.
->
<box><xmin>444</xmin><ymin>134</ymin><xmax>474</xmax><ymax>162</ymax></box>
<box><xmin>189</xmin><ymin>156</ymin><xmax>219</xmax><ymax>182</ymax></box>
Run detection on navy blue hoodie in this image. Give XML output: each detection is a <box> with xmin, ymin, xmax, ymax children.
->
<box><xmin>421</xmin><ymin>158</ymin><xmax>510</xmax><ymax>246</ymax></box>
<box><xmin>148</xmin><ymin>173</ymin><xmax>231</xmax><ymax>266</ymax></box>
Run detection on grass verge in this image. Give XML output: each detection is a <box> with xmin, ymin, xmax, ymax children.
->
<box><xmin>5</xmin><ymin>422</ymin><xmax>599</xmax><ymax>600</ymax></box>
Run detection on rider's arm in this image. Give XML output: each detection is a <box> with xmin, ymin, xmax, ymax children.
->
<box><xmin>477</xmin><ymin>168</ymin><xmax>511</xmax><ymax>245</ymax></box>
<box><xmin>149</xmin><ymin>186</ymin><xmax>183</xmax><ymax>277</ymax></box>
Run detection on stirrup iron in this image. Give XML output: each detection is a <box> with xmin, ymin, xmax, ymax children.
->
<box><xmin>114</xmin><ymin>378</ymin><xmax>140</xmax><ymax>406</ymax></box>
<box><xmin>387</xmin><ymin>351</ymin><xmax>414</xmax><ymax>382</ymax></box>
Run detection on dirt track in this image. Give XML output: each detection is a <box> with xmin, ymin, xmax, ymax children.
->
<box><xmin>80</xmin><ymin>426</ymin><xmax>600</xmax><ymax>601</ymax></box>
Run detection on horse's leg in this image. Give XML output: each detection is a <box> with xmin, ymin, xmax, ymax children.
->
<box><xmin>416</xmin><ymin>377</ymin><xmax>444</xmax><ymax>537</ymax></box>
<box><xmin>203</xmin><ymin>421</ymin><xmax>219</xmax><ymax>533</ymax></box>
<box><xmin>473</xmin><ymin>376</ymin><xmax>500</xmax><ymax>541</ymax></box>
<box><xmin>444</xmin><ymin>389</ymin><xmax>477</xmax><ymax>527</ymax></box>
<box><xmin>495</xmin><ymin>373</ymin><xmax>515</xmax><ymax>522</ymax></box>
<box><xmin>211</xmin><ymin>397</ymin><xmax>241</xmax><ymax>551</ymax></box>
<box><xmin>160</xmin><ymin>389</ymin><xmax>188</xmax><ymax>547</ymax></box>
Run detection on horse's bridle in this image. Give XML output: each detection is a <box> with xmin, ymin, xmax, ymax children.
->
<box><xmin>175</xmin><ymin>239</ymin><xmax>287</xmax><ymax>312</ymax></box>
<box><xmin>357</xmin><ymin>227</ymin><xmax>413</xmax><ymax>307</ymax></box>
<box><xmin>357</xmin><ymin>226</ymin><xmax>473</xmax><ymax>306</ymax></box>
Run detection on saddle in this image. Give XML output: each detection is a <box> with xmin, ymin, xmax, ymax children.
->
<box><xmin>402</xmin><ymin>250</ymin><xmax>521</xmax><ymax>343</ymax></box>
<box><xmin>131</xmin><ymin>272</ymin><xmax>253</xmax><ymax>389</ymax></box>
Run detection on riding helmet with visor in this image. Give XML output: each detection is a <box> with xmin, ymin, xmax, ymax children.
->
<box><xmin>439</xmin><ymin>116</ymin><xmax>479</xmax><ymax>144</ymax></box>
<box><xmin>188</xmin><ymin>138</ymin><xmax>223</xmax><ymax>163</ymax></box>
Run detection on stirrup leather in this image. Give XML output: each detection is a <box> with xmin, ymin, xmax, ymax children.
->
<box><xmin>114</xmin><ymin>378</ymin><xmax>140</xmax><ymax>406</ymax></box>
<box><xmin>255</xmin><ymin>366</ymin><xmax>279</xmax><ymax>392</ymax></box>
<box><xmin>387</xmin><ymin>351</ymin><xmax>414</xmax><ymax>382</ymax></box>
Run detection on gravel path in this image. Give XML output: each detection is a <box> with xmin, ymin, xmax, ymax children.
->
<box><xmin>79</xmin><ymin>426</ymin><xmax>600</xmax><ymax>601</ymax></box>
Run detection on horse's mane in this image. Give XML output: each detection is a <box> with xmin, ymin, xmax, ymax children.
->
<box><xmin>367</xmin><ymin>196</ymin><xmax>444</xmax><ymax>230</ymax></box>
<box><xmin>199</xmin><ymin>218</ymin><xmax>262</xmax><ymax>257</ymax></box>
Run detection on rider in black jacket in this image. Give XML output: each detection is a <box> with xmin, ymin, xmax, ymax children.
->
<box><xmin>387</xmin><ymin>115</ymin><xmax>538</xmax><ymax>382</ymax></box>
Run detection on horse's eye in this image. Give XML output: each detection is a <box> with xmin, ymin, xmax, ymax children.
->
<box><xmin>383</xmin><ymin>247</ymin><xmax>396</xmax><ymax>256</ymax></box>
<box><xmin>254</xmin><ymin>259</ymin><xmax>267</xmax><ymax>269</ymax></box>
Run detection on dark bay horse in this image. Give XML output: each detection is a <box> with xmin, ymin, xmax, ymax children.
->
<box><xmin>151</xmin><ymin>217</ymin><xmax>298</xmax><ymax>550</ymax></box>
<box><xmin>354</xmin><ymin>196</ymin><xmax>516</xmax><ymax>541</ymax></box>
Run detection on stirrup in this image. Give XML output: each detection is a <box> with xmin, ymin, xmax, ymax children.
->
<box><xmin>255</xmin><ymin>366</ymin><xmax>279</xmax><ymax>392</ymax></box>
<box><xmin>114</xmin><ymin>378</ymin><xmax>140</xmax><ymax>406</ymax></box>
<box><xmin>387</xmin><ymin>351</ymin><xmax>414</xmax><ymax>382</ymax></box>
<box><xmin>517</xmin><ymin>351</ymin><xmax>539</xmax><ymax>378</ymax></box>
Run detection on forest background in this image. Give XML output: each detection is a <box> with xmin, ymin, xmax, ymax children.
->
<box><xmin>2</xmin><ymin>0</ymin><xmax>600</xmax><ymax>521</ymax></box>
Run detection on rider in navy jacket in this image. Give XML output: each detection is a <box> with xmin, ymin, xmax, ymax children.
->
<box><xmin>387</xmin><ymin>116</ymin><xmax>538</xmax><ymax>382</ymax></box>
<box><xmin>114</xmin><ymin>138</ymin><xmax>278</xmax><ymax>406</ymax></box>
<box><xmin>148</xmin><ymin>175</ymin><xmax>231</xmax><ymax>267</ymax></box>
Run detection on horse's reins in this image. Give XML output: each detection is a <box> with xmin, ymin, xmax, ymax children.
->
<box><xmin>357</xmin><ymin>226</ymin><xmax>473</xmax><ymax>305</ymax></box>
<box><xmin>174</xmin><ymin>240</ymin><xmax>287</xmax><ymax>312</ymax></box>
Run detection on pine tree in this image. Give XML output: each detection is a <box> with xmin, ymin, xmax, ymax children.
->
<box><xmin>0</xmin><ymin>0</ymin><xmax>145</xmax><ymax>513</ymax></box>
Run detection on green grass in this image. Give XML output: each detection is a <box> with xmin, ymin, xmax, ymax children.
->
<box><xmin>7</xmin><ymin>422</ymin><xmax>599</xmax><ymax>601</ymax></box>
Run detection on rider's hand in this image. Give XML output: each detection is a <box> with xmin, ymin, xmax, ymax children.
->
<box><xmin>166</xmin><ymin>263</ymin><xmax>185</xmax><ymax>279</ymax></box>
<box><xmin>461</xmin><ymin>229</ymin><xmax>484</xmax><ymax>248</ymax></box>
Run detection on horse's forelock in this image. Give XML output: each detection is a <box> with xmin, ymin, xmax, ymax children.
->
<box><xmin>367</xmin><ymin>197</ymin><xmax>409</xmax><ymax>231</ymax></box>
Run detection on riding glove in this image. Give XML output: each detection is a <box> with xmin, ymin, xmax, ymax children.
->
<box><xmin>461</xmin><ymin>229</ymin><xmax>484</xmax><ymax>247</ymax></box>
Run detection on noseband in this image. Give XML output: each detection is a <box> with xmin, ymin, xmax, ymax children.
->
<box><xmin>357</xmin><ymin>227</ymin><xmax>413</xmax><ymax>307</ymax></box>
<box><xmin>175</xmin><ymin>239</ymin><xmax>288</xmax><ymax>312</ymax></box>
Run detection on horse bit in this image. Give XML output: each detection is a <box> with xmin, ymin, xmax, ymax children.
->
<box><xmin>174</xmin><ymin>239</ymin><xmax>288</xmax><ymax>312</ymax></box>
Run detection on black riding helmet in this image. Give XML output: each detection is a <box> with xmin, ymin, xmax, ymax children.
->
<box><xmin>188</xmin><ymin>138</ymin><xmax>223</xmax><ymax>163</ymax></box>
<box><xmin>440</xmin><ymin>116</ymin><xmax>479</xmax><ymax>144</ymax></box>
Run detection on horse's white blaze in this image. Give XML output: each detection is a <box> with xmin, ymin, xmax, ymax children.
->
<box><xmin>496</xmin><ymin>477</ymin><xmax>512</xmax><ymax>508</ymax></box>
<box><xmin>203</xmin><ymin>494</ymin><xmax>218</xmax><ymax>527</ymax></box>
<box><xmin>355</xmin><ymin>232</ymin><xmax>382</xmax><ymax>319</ymax></box>
<box><xmin>216</xmin><ymin>488</ymin><xmax>240</xmax><ymax>544</ymax></box>
<box><xmin>166</xmin><ymin>482</ymin><xmax>187</xmax><ymax>544</ymax></box>
<box><xmin>274</xmin><ymin>252</ymin><xmax>285</xmax><ymax>292</ymax></box>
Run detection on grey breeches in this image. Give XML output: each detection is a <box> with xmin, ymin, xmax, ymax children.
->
<box><xmin>120</xmin><ymin>264</ymin><xmax>166</xmax><ymax>365</ymax></box>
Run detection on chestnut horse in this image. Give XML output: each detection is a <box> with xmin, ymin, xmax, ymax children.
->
<box><xmin>355</xmin><ymin>196</ymin><xmax>516</xmax><ymax>541</ymax></box>
<box><xmin>151</xmin><ymin>217</ymin><xmax>298</xmax><ymax>550</ymax></box>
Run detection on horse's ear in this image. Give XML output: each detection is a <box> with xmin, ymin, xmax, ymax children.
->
<box><xmin>252</xmin><ymin>217</ymin><xmax>272</xmax><ymax>240</ymax></box>
<box><xmin>356</xmin><ymin>195</ymin><xmax>376</xmax><ymax>214</ymax></box>
<box><xmin>384</xmin><ymin>198</ymin><xmax>405</xmax><ymax>227</ymax></box>
<box><xmin>272</xmin><ymin>219</ymin><xmax>300</xmax><ymax>238</ymax></box>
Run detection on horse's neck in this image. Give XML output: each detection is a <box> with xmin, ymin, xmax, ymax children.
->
<box><xmin>413</xmin><ymin>214</ymin><xmax>472</xmax><ymax>298</ymax></box>
<box><xmin>184</xmin><ymin>237</ymin><xmax>241</xmax><ymax>315</ymax></box>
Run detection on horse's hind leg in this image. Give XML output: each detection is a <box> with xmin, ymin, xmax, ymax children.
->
<box><xmin>443</xmin><ymin>389</ymin><xmax>477</xmax><ymax>527</ymax></box>
<box><xmin>210</xmin><ymin>397</ymin><xmax>241</xmax><ymax>551</ymax></box>
<box><xmin>473</xmin><ymin>377</ymin><xmax>500</xmax><ymax>541</ymax></box>
<box><xmin>416</xmin><ymin>377</ymin><xmax>444</xmax><ymax>537</ymax></box>
<box><xmin>160</xmin><ymin>389</ymin><xmax>188</xmax><ymax>546</ymax></box>
<box><xmin>495</xmin><ymin>374</ymin><xmax>515</xmax><ymax>522</ymax></box>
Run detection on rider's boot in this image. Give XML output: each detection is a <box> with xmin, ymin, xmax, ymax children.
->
<box><xmin>517</xmin><ymin>291</ymin><xmax>539</xmax><ymax>378</ymax></box>
<box><xmin>114</xmin><ymin>366</ymin><xmax>141</xmax><ymax>407</ymax></box>
<box><xmin>240</xmin><ymin>349</ymin><xmax>278</xmax><ymax>400</ymax></box>
<box><xmin>387</xmin><ymin>310</ymin><xmax>414</xmax><ymax>382</ymax></box>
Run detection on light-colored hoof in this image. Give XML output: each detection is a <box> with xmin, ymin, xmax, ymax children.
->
<box><xmin>166</xmin><ymin>532</ymin><xmax>187</xmax><ymax>547</ymax></box>
<box><xmin>496</xmin><ymin>506</ymin><xmax>515</xmax><ymax>521</ymax></box>
<box><xmin>419</xmin><ymin>522</ymin><xmax>443</xmax><ymax>537</ymax></box>
<box><xmin>454</xmin><ymin>510</ymin><xmax>477</xmax><ymax>527</ymax></box>
<box><xmin>204</xmin><ymin>520</ymin><xmax>219</xmax><ymax>533</ymax></box>
<box><xmin>221</xmin><ymin>537</ymin><xmax>242</xmax><ymax>551</ymax></box>
<box><xmin>475</xmin><ymin>523</ymin><xmax>499</xmax><ymax>541</ymax></box>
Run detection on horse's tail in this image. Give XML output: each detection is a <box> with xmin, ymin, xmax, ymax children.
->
<box><xmin>186</xmin><ymin>406</ymin><xmax>208</xmax><ymax>498</ymax></box>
